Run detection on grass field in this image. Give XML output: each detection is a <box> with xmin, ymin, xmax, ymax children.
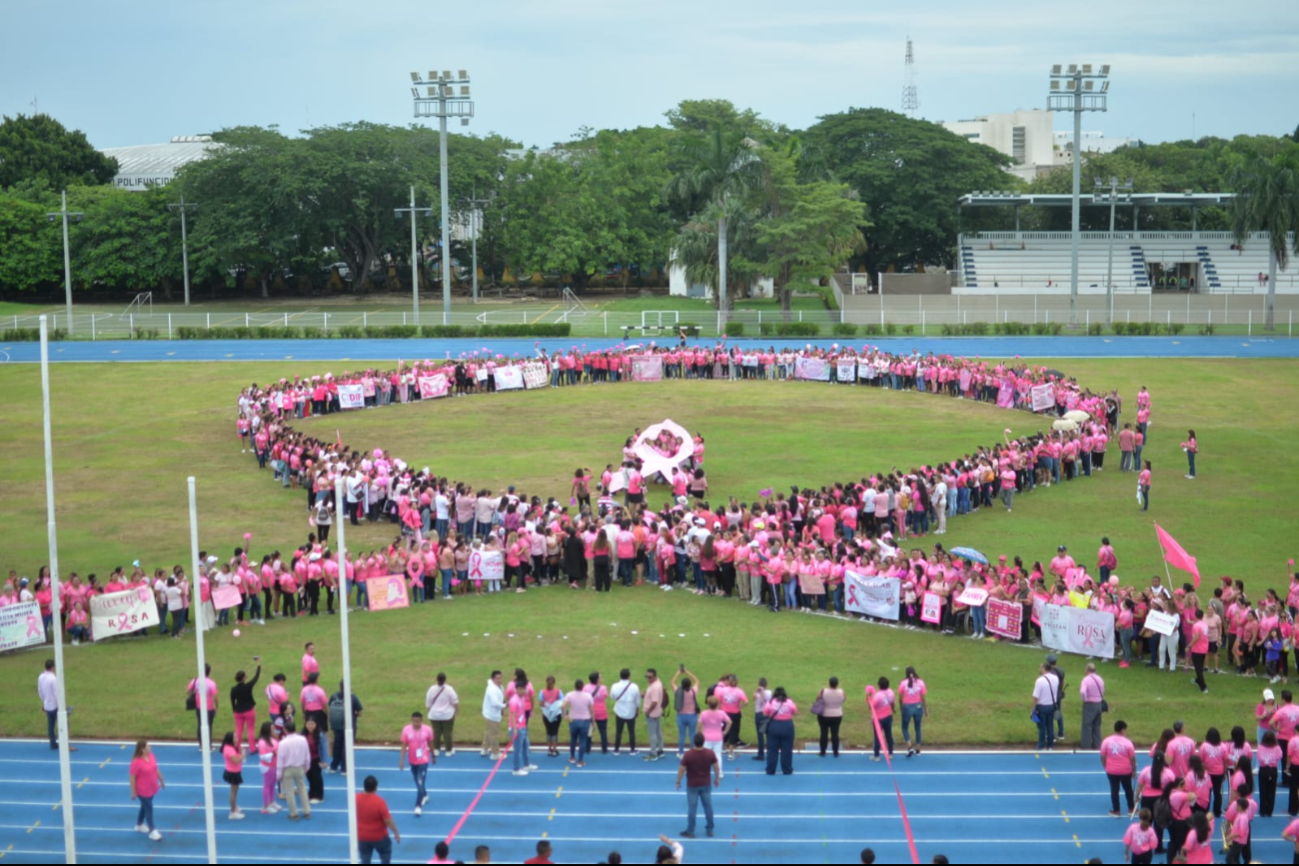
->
<box><xmin>0</xmin><ymin>357</ymin><xmax>1295</xmax><ymax>748</ymax></box>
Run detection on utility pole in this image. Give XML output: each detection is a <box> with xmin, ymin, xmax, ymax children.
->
<box><xmin>394</xmin><ymin>185</ymin><xmax>434</xmax><ymax>326</ymax></box>
<box><xmin>168</xmin><ymin>195</ymin><xmax>198</xmax><ymax>306</ymax></box>
<box><xmin>46</xmin><ymin>191</ymin><xmax>83</xmax><ymax>333</ymax></box>
<box><xmin>465</xmin><ymin>189</ymin><xmax>491</xmax><ymax>304</ymax></box>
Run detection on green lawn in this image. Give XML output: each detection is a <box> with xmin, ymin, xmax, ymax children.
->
<box><xmin>0</xmin><ymin>359</ymin><xmax>1294</xmax><ymax>747</ymax></box>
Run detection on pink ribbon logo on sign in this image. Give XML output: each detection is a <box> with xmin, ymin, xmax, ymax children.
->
<box><xmin>25</xmin><ymin>615</ymin><xmax>41</xmax><ymax>638</ymax></box>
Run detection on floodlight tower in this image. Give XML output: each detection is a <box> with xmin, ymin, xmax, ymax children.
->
<box><xmin>410</xmin><ymin>70</ymin><xmax>474</xmax><ymax>323</ymax></box>
<box><xmin>901</xmin><ymin>37</ymin><xmax>919</xmax><ymax>115</ymax></box>
<box><xmin>1095</xmin><ymin>176</ymin><xmax>1134</xmax><ymax>326</ymax></box>
<box><xmin>1048</xmin><ymin>63</ymin><xmax>1110</xmax><ymax>325</ymax></box>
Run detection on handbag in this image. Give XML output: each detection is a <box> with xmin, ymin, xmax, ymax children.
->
<box><xmin>185</xmin><ymin>683</ymin><xmax>198</xmax><ymax>712</ymax></box>
<box><xmin>811</xmin><ymin>689</ymin><xmax>826</xmax><ymax>716</ymax></box>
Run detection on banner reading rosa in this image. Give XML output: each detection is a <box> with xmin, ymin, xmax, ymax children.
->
<box><xmin>467</xmin><ymin>549</ymin><xmax>504</xmax><ymax>584</ymax></box>
<box><xmin>337</xmin><ymin>384</ymin><xmax>365</xmax><ymax>410</ymax></box>
<box><xmin>366</xmin><ymin>575</ymin><xmax>410</xmax><ymax>611</ymax></box>
<box><xmin>90</xmin><ymin>586</ymin><xmax>158</xmax><ymax>641</ymax></box>
<box><xmin>1030</xmin><ymin>383</ymin><xmax>1056</xmax><ymax>413</ymax></box>
<box><xmin>794</xmin><ymin>356</ymin><xmax>831</xmax><ymax>382</ymax></box>
<box><xmin>836</xmin><ymin>359</ymin><xmax>856</xmax><ymax>382</ymax></box>
<box><xmin>1040</xmin><ymin>604</ymin><xmax>1115</xmax><ymax>658</ymax></box>
<box><xmin>494</xmin><ymin>365</ymin><xmax>525</xmax><ymax>391</ymax></box>
<box><xmin>843</xmin><ymin>572</ymin><xmax>900</xmax><ymax>620</ymax></box>
<box><xmin>418</xmin><ymin>374</ymin><xmax>450</xmax><ymax>400</ymax></box>
<box><xmin>522</xmin><ymin>363</ymin><xmax>549</xmax><ymax>390</ymax></box>
<box><xmin>985</xmin><ymin>597</ymin><xmax>1023</xmax><ymax>640</ymax></box>
<box><xmin>631</xmin><ymin>355</ymin><xmax>664</xmax><ymax>382</ymax></box>
<box><xmin>0</xmin><ymin>600</ymin><xmax>46</xmax><ymax>653</ymax></box>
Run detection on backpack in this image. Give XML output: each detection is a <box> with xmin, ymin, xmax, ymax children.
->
<box><xmin>328</xmin><ymin>693</ymin><xmax>346</xmax><ymax>730</ymax></box>
<box><xmin>316</xmin><ymin>503</ymin><xmax>330</xmax><ymax>524</ymax></box>
<box><xmin>1153</xmin><ymin>796</ymin><xmax>1172</xmax><ymax>829</ymax></box>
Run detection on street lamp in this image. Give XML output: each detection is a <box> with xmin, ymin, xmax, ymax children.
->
<box><xmin>168</xmin><ymin>195</ymin><xmax>198</xmax><ymax>306</ymax></box>
<box><xmin>1094</xmin><ymin>176</ymin><xmax>1134</xmax><ymax>326</ymax></box>
<box><xmin>1048</xmin><ymin>63</ymin><xmax>1110</xmax><ymax>325</ymax></box>
<box><xmin>394</xmin><ymin>185</ymin><xmax>434</xmax><ymax>326</ymax></box>
<box><xmin>409</xmin><ymin>69</ymin><xmax>475</xmax><ymax>323</ymax></box>
<box><xmin>46</xmin><ymin>191</ymin><xmax>83</xmax><ymax>333</ymax></box>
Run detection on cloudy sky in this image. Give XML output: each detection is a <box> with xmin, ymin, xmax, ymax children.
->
<box><xmin>4</xmin><ymin>0</ymin><xmax>1295</xmax><ymax>150</ymax></box>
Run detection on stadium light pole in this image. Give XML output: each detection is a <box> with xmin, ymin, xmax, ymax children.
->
<box><xmin>40</xmin><ymin>315</ymin><xmax>78</xmax><ymax>864</ymax></box>
<box><xmin>333</xmin><ymin>477</ymin><xmax>361</xmax><ymax>865</ymax></box>
<box><xmin>1048</xmin><ymin>64</ymin><xmax>1110</xmax><ymax>325</ymax></box>
<box><xmin>1095</xmin><ymin>176</ymin><xmax>1134</xmax><ymax>326</ymax></box>
<box><xmin>168</xmin><ymin>196</ymin><xmax>198</xmax><ymax>306</ymax></box>
<box><xmin>394</xmin><ymin>185</ymin><xmax>434</xmax><ymax>326</ymax></box>
<box><xmin>187</xmin><ymin>477</ymin><xmax>220</xmax><ymax>864</ymax></box>
<box><xmin>465</xmin><ymin>189</ymin><xmax>492</xmax><ymax>304</ymax></box>
<box><xmin>46</xmin><ymin>191</ymin><xmax>82</xmax><ymax>334</ymax></box>
<box><xmin>410</xmin><ymin>70</ymin><xmax>474</xmax><ymax>323</ymax></box>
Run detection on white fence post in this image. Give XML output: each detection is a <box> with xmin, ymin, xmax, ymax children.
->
<box><xmin>604</xmin><ymin>311</ymin><xmax>608</xmax><ymax>335</ymax></box>
<box><xmin>1249</xmin><ymin>310</ymin><xmax>1252</xmax><ymax>337</ymax></box>
<box><xmin>324</xmin><ymin>312</ymin><xmax>329</xmax><ymax>333</ymax></box>
<box><xmin>207</xmin><ymin>313</ymin><xmax>211</xmax><ymax>331</ymax></box>
<box><xmin>129</xmin><ymin>313</ymin><xmax>134</xmax><ymax>336</ymax></box>
<box><xmin>91</xmin><ymin>314</ymin><xmax>96</xmax><ymax>341</ymax></box>
<box><xmin>245</xmin><ymin>313</ymin><xmax>249</xmax><ymax>327</ymax></box>
<box><xmin>168</xmin><ymin>314</ymin><xmax>173</xmax><ymax>340</ymax></box>
<box><xmin>1086</xmin><ymin>310</ymin><xmax>1089</xmax><ymax>329</ymax></box>
<box><xmin>921</xmin><ymin>310</ymin><xmax>926</xmax><ymax>334</ymax></box>
<box><xmin>363</xmin><ymin>312</ymin><xmax>367</xmax><ymax>328</ymax></box>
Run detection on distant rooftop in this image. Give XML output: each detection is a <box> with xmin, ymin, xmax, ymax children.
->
<box><xmin>100</xmin><ymin>136</ymin><xmax>221</xmax><ymax>190</ymax></box>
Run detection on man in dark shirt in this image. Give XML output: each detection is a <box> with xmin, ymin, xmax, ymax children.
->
<box><xmin>674</xmin><ymin>732</ymin><xmax>720</xmax><ymax>838</ymax></box>
<box><xmin>328</xmin><ymin>680</ymin><xmax>364</xmax><ymax>773</ymax></box>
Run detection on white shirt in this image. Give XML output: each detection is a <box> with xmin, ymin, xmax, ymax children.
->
<box><xmin>481</xmin><ymin>679</ymin><xmax>505</xmax><ymax>722</ymax></box>
<box><xmin>1032</xmin><ymin>674</ymin><xmax>1058</xmax><ymax>707</ymax></box>
<box><xmin>166</xmin><ymin>585</ymin><xmax>184</xmax><ymax>612</ymax></box>
<box><xmin>434</xmin><ymin>493</ymin><xmax>450</xmax><ymax>520</ymax></box>
<box><xmin>611</xmin><ymin>679</ymin><xmax>641</xmax><ymax>719</ymax></box>
<box><xmin>426</xmin><ymin>683</ymin><xmax>459</xmax><ymax>721</ymax></box>
<box><xmin>38</xmin><ymin>670</ymin><xmax>58</xmax><ymax>711</ymax></box>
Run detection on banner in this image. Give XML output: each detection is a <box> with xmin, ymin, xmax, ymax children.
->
<box><xmin>1030</xmin><ymin>384</ymin><xmax>1056</xmax><ymax>413</ymax></box>
<box><xmin>1040</xmin><ymin>604</ymin><xmax>1115</xmax><ymax>658</ymax></box>
<box><xmin>212</xmin><ymin>585</ymin><xmax>242</xmax><ymax>611</ymax></box>
<box><xmin>797</xmin><ymin>572</ymin><xmax>825</xmax><ymax>595</ymax></box>
<box><xmin>985</xmin><ymin>597</ymin><xmax>1022</xmax><ymax>640</ymax></box>
<box><xmin>955</xmin><ymin>587</ymin><xmax>988</xmax><ymax>607</ymax></box>
<box><xmin>90</xmin><ymin>586</ymin><xmax>158</xmax><ymax>640</ymax></box>
<box><xmin>522</xmin><ymin>363</ymin><xmax>549</xmax><ymax>390</ymax></box>
<box><xmin>630</xmin><ymin>355</ymin><xmax>664</xmax><ymax>382</ymax></box>
<box><xmin>794</xmin><ymin>356</ymin><xmax>831</xmax><ymax>382</ymax></box>
<box><xmin>836</xmin><ymin>359</ymin><xmax>856</xmax><ymax>382</ymax></box>
<box><xmin>366</xmin><ymin>575</ymin><xmax>410</xmax><ymax>611</ymax></box>
<box><xmin>996</xmin><ymin>378</ymin><xmax>1015</xmax><ymax>409</ymax></box>
<box><xmin>958</xmin><ymin>370</ymin><xmax>972</xmax><ymax>392</ymax></box>
<box><xmin>337</xmin><ymin>384</ymin><xmax>365</xmax><ymax>410</ymax></box>
<box><xmin>0</xmin><ymin>601</ymin><xmax>46</xmax><ymax>653</ymax></box>
<box><xmin>494</xmin><ymin>365</ymin><xmax>525</xmax><ymax>391</ymax></box>
<box><xmin>843</xmin><ymin>572</ymin><xmax>900</xmax><ymax>620</ymax></box>
<box><xmin>920</xmin><ymin>591</ymin><xmax>943</xmax><ymax>624</ymax></box>
<box><xmin>467</xmin><ymin>549</ymin><xmax>504</xmax><ymax>584</ymax></box>
<box><xmin>1144</xmin><ymin>610</ymin><xmax>1178</xmax><ymax>637</ymax></box>
<box><xmin>418</xmin><ymin>374</ymin><xmax>450</xmax><ymax>400</ymax></box>
<box><xmin>1039</xmin><ymin>603</ymin><xmax>1070</xmax><ymax>652</ymax></box>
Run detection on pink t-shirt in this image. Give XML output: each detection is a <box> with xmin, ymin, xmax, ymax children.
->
<box><xmin>507</xmin><ymin>694</ymin><xmax>528</xmax><ymax>730</ymax></box>
<box><xmin>257</xmin><ymin>739</ymin><xmax>278</xmax><ymax>773</ymax></box>
<box><xmin>130</xmin><ymin>754</ymin><xmax>161</xmax><ymax>798</ymax></box>
<box><xmin>1100</xmin><ymin>735</ymin><xmax>1136</xmax><ymax>775</ymax></box>
<box><xmin>1123</xmin><ymin>822</ymin><xmax>1157</xmax><ymax>855</ymax></box>
<box><xmin>401</xmin><ymin>723</ymin><xmax>433</xmax><ymax>766</ymax></box>
<box><xmin>222</xmin><ymin>744</ymin><xmax>243</xmax><ymax>773</ymax></box>
<box><xmin>302</xmin><ymin>653</ymin><xmax>319</xmax><ymax>684</ymax></box>
<box><xmin>899</xmin><ymin>678</ymin><xmax>926</xmax><ymax>705</ymax></box>
<box><xmin>868</xmin><ymin>687</ymin><xmax>894</xmax><ymax>720</ymax></box>
<box><xmin>717</xmin><ymin>686</ymin><xmax>748</xmax><ymax>715</ymax></box>
<box><xmin>189</xmin><ymin>677</ymin><xmax>217</xmax><ymax>711</ymax></box>
<box><xmin>565</xmin><ymin>690</ymin><xmax>594</xmax><ymax>721</ymax></box>
<box><xmin>699</xmin><ymin>709</ymin><xmax>729</xmax><ymax>743</ymax></box>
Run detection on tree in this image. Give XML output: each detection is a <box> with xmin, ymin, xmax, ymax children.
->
<box><xmin>1231</xmin><ymin>154</ymin><xmax>1299</xmax><ymax>330</ymax></box>
<box><xmin>0</xmin><ymin>189</ymin><xmax>61</xmax><ymax>292</ymax></box>
<box><xmin>72</xmin><ymin>186</ymin><xmax>181</xmax><ymax>298</ymax></box>
<box><xmin>0</xmin><ymin>113</ymin><xmax>118</xmax><ymax>190</ymax></box>
<box><xmin>802</xmin><ymin>108</ymin><xmax>1012</xmax><ymax>274</ymax></box>
<box><xmin>670</xmin><ymin>128</ymin><xmax>764</xmax><ymax>309</ymax></box>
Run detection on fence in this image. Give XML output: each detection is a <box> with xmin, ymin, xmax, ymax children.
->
<box><xmin>6</xmin><ymin>297</ymin><xmax>1298</xmax><ymax>340</ymax></box>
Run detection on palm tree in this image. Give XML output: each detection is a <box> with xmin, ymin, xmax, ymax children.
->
<box><xmin>670</xmin><ymin>196</ymin><xmax>762</xmax><ymax>304</ymax></box>
<box><xmin>1231</xmin><ymin>155</ymin><xmax>1299</xmax><ymax>330</ymax></box>
<box><xmin>670</xmin><ymin>129</ymin><xmax>762</xmax><ymax>310</ymax></box>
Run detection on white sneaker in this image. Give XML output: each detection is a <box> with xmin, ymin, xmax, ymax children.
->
<box><xmin>512</xmin><ymin>769</ymin><xmax>529</xmax><ymax>776</ymax></box>
<box><xmin>308</xmin><ymin>798</ymin><xmax>322</xmax><ymax>804</ymax></box>
<box><xmin>229</xmin><ymin>812</ymin><xmax>245</xmax><ymax>821</ymax></box>
<box><xmin>447</xmin><ymin>749</ymin><xmax>455</xmax><ymax>756</ymax></box>
<box><xmin>148</xmin><ymin>829</ymin><xmax>162</xmax><ymax>841</ymax></box>
<box><xmin>135</xmin><ymin>823</ymin><xmax>149</xmax><ymax>833</ymax></box>
<box><xmin>527</xmin><ymin>764</ymin><xmax>539</xmax><ymax>770</ymax></box>
<box><xmin>414</xmin><ymin>806</ymin><xmax>422</xmax><ymax>816</ymax></box>
<box><xmin>268</xmin><ymin>803</ymin><xmax>282</xmax><ymax>814</ymax></box>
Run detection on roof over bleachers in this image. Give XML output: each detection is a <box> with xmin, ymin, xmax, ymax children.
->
<box><xmin>958</xmin><ymin>192</ymin><xmax>1235</xmax><ymax>208</ymax></box>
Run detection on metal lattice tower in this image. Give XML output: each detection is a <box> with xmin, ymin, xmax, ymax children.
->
<box><xmin>901</xmin><ymin>37</ymin><xmax>919</xmax><ymax>113</ymax></box>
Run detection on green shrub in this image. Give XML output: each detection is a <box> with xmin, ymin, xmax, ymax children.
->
<box><xmin>300</xmin><ymin>326</ymin><xmax>324</xmax><ymax>339</ymax></box>
<box><xmin>132</xmin><ymin>327</ymin><xmax>161</xmax><ymax>340</ymax></box>
<box><xmin>1165</xmin><ymin>323</ymin><xmax>1185</xmax><ymax>336</ymax></box>
<box><xmin>335</xmin><ymin>325</ymin><xmax>364</xmax><ymax>339</ymax></box>
<box><xmin>884</xmin><ymin>323</ymin><xmax>897</xmax><ymax>336</ymax></box>
<box><xmin>862</xmin><ymin>323</ymin><xmax>882</xmax><ymax>336</ymax></box>
<box><xmin>1111</xmin><ymin>322</ymin><xmax>1127</xmax><ymax>336</ymax></box>
<box><xmin>1199</xmin><ymin>323</ymin><xmax>1216</xmax><ymax>336</ymax></box>
<box><xmin>902</xmin><ymin>324</ymin><xmax>915</xmax><ymax>335</ymax></box>
<box><xmin>1031</xmin><ymin>322</ymin><xmax>1063</xmax><ymax>336</ymax></box>
<box><xmin>831</xmin><ymin>322</ymin><xmax>856</xmax><ymax>337</ymax></box>
<box><xmin>2</xmin><ymin>327</ymin><xmax>68</xmax><ymax>342</ymax></box>
<box><xmin>724</xmin><ymin>321</ymin><xmax>746</xmax><ymax>337</ymax></box>
<box><xmin>1087</xmin><ymin>322</ymin><xmax>1104</xmax><ymax>336</ymax></box>
<box><xmin>774</xmin><ymin>321</ymin><xmax>820</xmax><ymax>337</ymax></box>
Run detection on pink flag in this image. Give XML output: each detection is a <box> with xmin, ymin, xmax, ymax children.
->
<box><xmin>1155</xmin><ymin>523</ymin><xmax>1200</xmax><ymax>588</ymax></box>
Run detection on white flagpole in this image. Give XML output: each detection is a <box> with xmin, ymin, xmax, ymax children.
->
<box><xmin>40</xmin><ymin>315</ymin><xmax>77</xmax><ymax>863</ymax></box>
<box><xmin>335</xmin><ymin>477</ymin><xmax>360</xmax><ymax>863</ymax></box>
<box><xmin>188</xmin><ymin>477</ymin><xmax>219</xmax><ymax>863</ymax></box>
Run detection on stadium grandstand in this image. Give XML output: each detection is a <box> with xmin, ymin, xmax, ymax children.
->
<box><xmin>956</xmin><ymin>192</ymin><xmax>1296</xmax><ymax>295</ymax></box>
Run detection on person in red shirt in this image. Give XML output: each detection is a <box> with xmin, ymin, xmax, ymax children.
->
<box><xmin>523</xmin><ymin>839</ymin><xmax>554</xmax><ymax>864</ymax></box>
<box><xmin>355</xmin><ymin>774</ymin><xmax>400</xmax><ymax>865</ymax></box>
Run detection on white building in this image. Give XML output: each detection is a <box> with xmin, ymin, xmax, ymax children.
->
<box><xmin>940</xmin><ymin>110</ymin><xmax>1056</xmax><ymax>182</ymax></box>
<box><xmin>1053</xmin><ymin>129</ymin><xmax>1134</xmax><ymax>163</ymax></box>
<box><xmin>100</xmin><ymin>136</ymin><xmax>220</xmax><ymax>191</ymax></box>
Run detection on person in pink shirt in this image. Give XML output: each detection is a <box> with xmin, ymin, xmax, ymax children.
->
<box><xmin>716</xmin><ymin>675</ymin><xmax>748</xmax><ymax>759</ymax></box>
<box><xmin>866</xmin><ymin>677</ymin><xmax>896</xmax><ymax>761</ymax></box>
<box><xmin>761</xmin><ymin>686</ymin><xmax>798</xmax><ymax>776</ymax></box>
<box><xmin>398</xmin><ymin>712</ymin><xmax>433</xmax><ymax>815</ymax></box>
<box><xmin>1199</xmin><ymin>727</ymin><xmax>1229</xmax><ymax>818</ymax></box>
<box><xmin>1138</xmin><ymin>461</ymin><xmax>1152</xmax><ymax>512</ymax></box>
<box><xmin>1225</xmin><ymin>793</ymin><xmax>1255</xmax><ymax>863</ymax></box>
<box><xmin>1181</xmin><ymin>429</ymin><xmax>1197</xmax><ymax>479</ymax></box>
<box><xmin>302</xmin><ymin>642</ymin><xmax>319</xmax><ymax>685</ymax></box>
<box><xmin>1259</xmin><ymin>730</ymin><xmax>1283</xmax><ymax>817</ymax></box>
<box><xmin>1099</xmin><ymin>720</ymin><xmax>1136</xmax><ymax>817</ymax></box>
<box><xmin>898</xmin><ymin>667</ymin><xmax>928</xmax><ymax>757</ymax></box>
<box><xmin>256</xmin><ymin>721</ymin><xmax>281</xmax><ymax>815</ymax></box>
<box><xmin>220</xmin><ymin>731</ymin><xmax>246</xmax><ymax>820</ymax></box>
<box><xmin>697</xmin><ymin>696</ymin><xmax>731</xmax><ymax>779</ymax></box>
<box><xmin>128</xmin><ymin>739</ymin><xmax>165</xmax><ymax>840</ymax></box>
<box><xmin>1122</xmin><ymin>809</ymin><xmax>1157</xmax><ymax>864</ymax></box>
<box><xmin>1179</xmin><ymin>811</ymin><xmax>1214</xmax><ymax>864</ymax></box>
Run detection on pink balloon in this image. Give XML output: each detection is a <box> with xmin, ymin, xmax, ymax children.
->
<box><xmin>1108</xmin><ymin>576</ymin><xmax>1120</xmax><ymax>586</ymax></box>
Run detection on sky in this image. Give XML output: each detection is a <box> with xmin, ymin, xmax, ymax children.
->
<box><xmin>3</xmin><ymin>0</ymin><xmax>1296</xmax><ymax>151</ymax></box>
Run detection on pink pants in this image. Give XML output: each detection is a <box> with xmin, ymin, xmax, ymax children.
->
<box><xmin>261</xmin><ymin>769</ymin><xmax>277</xmax><ymax>808</ymax></box>
<box><xmin>234</xmin><ymin>710</ymin><xmax>257</xmax><ymax>751</ymax></box>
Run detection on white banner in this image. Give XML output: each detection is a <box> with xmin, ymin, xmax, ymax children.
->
<box><xmin>844</xmin><ymin>572</ymin><xmax>900</xmax><ymax>620</ymax></box>
<box><xmin>1144</xmin><ymin>610</ymin><xmax>1178</xmax><ymax>637</ymax></box>
<box><xmin>0</xmin><ymin>601</ymin><xmax>46</xmax><ymax>653</ymax></box>
<box><xmin>522</xmin><ymin>362</ymin><xmax>549</xmax><ymax>390</ymax></box>
<box><xmin>418</xmin><ymin>374</ymin><xmax>450</xmax><ymax>399</ymax></box>
<box><xmin>90</xmin><ymin>587</ymin><xmax>158</xmax><ymax>640</ymax></box>
<box><xmin>494</xmin><ymin>366</ymin><xmax>525</xmax><ymax>391</ymax></box>
<box><xmin>467</xmin><ymin>549</ymin><xmax>504</xmax><ymax>583</ymax></box>
<box><xmin>836</xmin><ymin>359</ymin><xmax>857</xmax><ymax>382</ymax></box>
<box><xmin>956</xmin><ymin>587</ymin><xmax>988</xmax><ymax>607</ymax></box>
<box><xmin>1040</xmin><ymin>604</ymin><xmax>1116</xmax><ymax>659</ymax></box>
<box><xmin>631</xmin><ymin>355</ymin><xmax>664</xmax><ymax>382</ymax></box>
<box><xmin>337</xmin><ymin>384</ymin><xmax>365</xmax><ymax>410</ymax></box>
<box><xmin>1030</xmin><ymin>384</ymin><xmax>1056</xmax><ymax>413</ymax></box>
<box><xmin>794</xmin><ymin>356</ymin><xmax>831</xmax><ymax>382</ymax></box>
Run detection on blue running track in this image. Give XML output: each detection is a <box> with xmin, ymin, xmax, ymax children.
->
<box><xmin>1</xmin><ymin>740</ymin><xmax>1294</xmax><ymax>864</ymax></box>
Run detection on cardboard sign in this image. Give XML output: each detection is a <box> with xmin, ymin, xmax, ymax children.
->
<box><xmin>920</xmin><ymin>591</ymin><xmax>943</xmax><ymax>624</ymax></box>
<box><xmin>366</xmin><ymin>575</ymin><xmax>410</xmax><ymax>611</ymax></box>
<box><xmin>986</xmin><ymin>597</ymin><xmax>1023</xmax><ymax>640</ymax></box>
<box><xmin>212</xmin><ymin>585</ymin><xmax>242</xmax><ymax>611</ymax></box>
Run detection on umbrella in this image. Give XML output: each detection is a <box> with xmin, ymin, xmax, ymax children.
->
<box><xmin>1053</xmin><ymin>419</ymin><xmax>1079</xmax><ymax>432</ymax></box>
<box><xmin>1044</xmin><ymin>368</ymin><xmax>1067</xmax><ymax>379</ymax></box>
<box><xmin>1063</xmin><ymin>409</ymin><xmax>1090</xmax><ymax>423</ymax></box>
<box><xmin>951</xmin><ymin>547</ymin><xmax>988</xmax><ymax>565</ymax></box>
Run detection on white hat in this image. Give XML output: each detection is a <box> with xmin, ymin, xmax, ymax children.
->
<box><xmin>693</xmin><ymin>517</ymin><xmax>705</xmax><ymax>526</ymax></box>
<box><xmin>676</xmin><ymin>495</ymin><xmax>688</xmax><ymax>506</ymax></box>
<box><xmin>309</xmin><ymin>553</ymin><xmax>321</xmax><ymax>562</ymax></box>
<box><xmin>1265</xmin><ymin>688</ymin><xmax>1276</xmax><ymax>701</ymax></box>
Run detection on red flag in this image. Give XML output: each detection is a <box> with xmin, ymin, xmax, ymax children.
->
<box><xmin>1155</xmin><ymin>523</ymin><xmax>1200</xmax><ymax>588</ymax></box>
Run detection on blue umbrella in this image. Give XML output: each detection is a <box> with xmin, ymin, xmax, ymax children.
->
<box><xmin>950</xmin><ymin>547</ymin><xmax>988</xmax><ymax>565</ymax></box>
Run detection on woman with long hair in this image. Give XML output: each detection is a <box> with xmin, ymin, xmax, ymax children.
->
<box><xmin>128</xmin><ymin>740</ymin><xmax>165</xmax><ymax>841</ymax></box>
<box><xmin>220</xmin><ymin>731</ymin><xmax>245</xmax><ymax>820</ymax></box>
<box><xmin>762</xmin><ymin>686</ymin><xmax>799</xmax><ymax>776</ymax></box>
<box><xmin>899</xmin><ymin>666</ymin><xmax>928</xmax><ymax>757</ymax></box>
<box><xmin>814</xmin><ymin>676</ymin><xmax>846</xmax><ymax>759</ymax></box>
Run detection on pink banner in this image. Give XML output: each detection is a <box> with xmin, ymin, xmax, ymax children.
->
<box><xmin>630</xmin><ymin>355</ymin><xmax>663</xmax><ymax>382</ymax></box>
<box><xmin>418</xmin><ymin>374</ymin><xmax>450</xmax><ymax>400</ymax></box>
<box><xmin>920</xmin><ymin>591</ymin><xmax>942</xmax><ymax>624</ymax></box>
<box><xmin>212</xmin><ymin>585</ymin><xmax>242</xmax><ymax>611</ymax></box>
<box><xmin>955</xmin><ymin>587</ymin><xmax>988</xmax><ymax>607</ymax></box>
<box><xmin>986</xmin><ymin>597</ymin><xmax>1023</xmax><ymax>639</ymax></box>
<box><xmin>959</xmin><ymin>370</ymin><xmax>972</xmax><ymax>392</ymax></box>
<box><xmin>366</xmin><ymin>575</ymin><xmax>410</xmax><ymax>611</ymax></box>
<box><xmin>794</xmin><ymin>356</ymin><xmax>831</xmax><ymax>381</ymax></box>
<box><xmin>996</xmin><ymin>378</ymin><xmax>1015</xmax><ymax>409</ymax></box>
<box><xmin>798</xmin><ymin>572</ymin><xmax>825</xmax><ymax>595</ymax></box>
